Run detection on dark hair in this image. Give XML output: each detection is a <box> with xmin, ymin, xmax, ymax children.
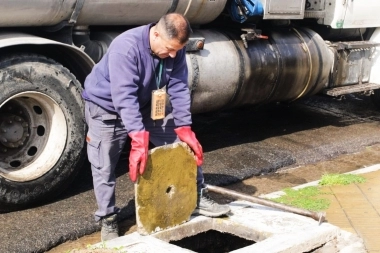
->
<box><xmin>158</xmin><ymin>13</ymin><xmax>192</xmax><ymax>44</ymax></box>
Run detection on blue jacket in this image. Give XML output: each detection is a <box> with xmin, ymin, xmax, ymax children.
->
<box><xmin>83</xmin><ymin>24</ymin><xmax>192</xmax><ymax>133</ymax></box>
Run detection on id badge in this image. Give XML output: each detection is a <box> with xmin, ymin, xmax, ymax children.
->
<box><xmin>151</xmin><ymin>89</ymin><xmax>166</xmax><ymax>120</ymax></box>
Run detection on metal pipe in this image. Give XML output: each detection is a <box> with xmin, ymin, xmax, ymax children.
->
<box><xmin>204</xmin><ymin>184</ymin><xmax>325</xmax><ymax>224</ymax></box>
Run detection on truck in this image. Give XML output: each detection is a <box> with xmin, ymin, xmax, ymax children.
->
<box><xmin>0</xmin><ymin>0</ymin><xmax>379</xmax><ymax>212</ymax></box>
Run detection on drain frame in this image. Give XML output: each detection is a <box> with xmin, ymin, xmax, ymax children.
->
<box><xmin>150</xmin><ymin>201</ymin><xmax>339</xmax><ymax>252</ymax></box>
<box><xmin>92</xmin><ymin>201</ymin><xmax>344</xmax><ymax>252</ymax></box>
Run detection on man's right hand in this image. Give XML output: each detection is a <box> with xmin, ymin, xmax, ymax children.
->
<box><xmin>128</xmin><ymin>131</ymin><xmax>149</xmax><ymax>182</ymax></box>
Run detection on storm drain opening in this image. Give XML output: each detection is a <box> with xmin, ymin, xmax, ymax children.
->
<box><xmin>169</xmin><ymin>229</ymin><xmax>255</xmax><ymax>252</ymax></box>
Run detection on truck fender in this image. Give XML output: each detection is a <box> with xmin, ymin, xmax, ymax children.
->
<box><xmin>0</xmin><ymin>32</ymin><xmax>94</xmax><ymax>83</ymax></box>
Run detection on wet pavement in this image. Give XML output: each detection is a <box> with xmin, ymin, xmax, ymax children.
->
<box><xmin>323</xmin><ymin>168</ymin><xmax>380</xmax><ymax>252</ymax></box>
<box><xmin>1</xmin><ymin>94</ymin><xmax>380</xmax><ymax>253</ymax></box>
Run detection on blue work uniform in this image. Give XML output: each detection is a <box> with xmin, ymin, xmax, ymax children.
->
<box><xmin>82</xmin><ymin>23</ymin><xmax>204</xmax><ymax>221</ymax></box>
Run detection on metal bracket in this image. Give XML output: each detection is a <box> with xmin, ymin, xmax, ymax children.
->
<box><xmin>323</xmin><ymin>83</ymin><xmax>380</xmax><ymax>96</ymax></box>
<box><xmin>334</xmin><ymin>41</ymin><xmax>380</xmax><ymax>51</ymax></box>
<box><xmin>41</xmin><ymin>0</ymin><xmax>85</xmax><ymax>33</ymax></box>
<box><xmin>69</xmin><ymin>0</ymin><xmax>85</xmax><ymax>24</ymax></box>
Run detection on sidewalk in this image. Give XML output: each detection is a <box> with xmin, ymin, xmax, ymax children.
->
<box><xmin>262</xmin><ymin>164</ymin><xmax>380</xmax><ymax>252</ymax></box>
<box><xmin>323</xmin><ymin>168</ymin><xmax>380</xmax><ymax>252</ymax></box>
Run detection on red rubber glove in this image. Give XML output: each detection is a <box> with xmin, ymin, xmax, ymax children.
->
<box><xmin>128</xmin><ymin>131</ymin><xmax>149</xmax><ymax>182</ymax></box>
<box><xmin>174</xmin><ymin>126</ymin><xmax>203</xmax><ymax>166</ymax></box>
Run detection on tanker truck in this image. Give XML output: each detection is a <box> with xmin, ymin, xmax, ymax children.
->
<box><xmin>1</xmin><ymin>0</ymin><xmax>379</xmax><ymax>212</ymax></box>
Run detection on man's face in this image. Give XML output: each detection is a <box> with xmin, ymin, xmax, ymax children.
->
<box><xmin>151</xmin><ymin>30</ymin><xmax>185</xmax><ymax>59</ymax></box>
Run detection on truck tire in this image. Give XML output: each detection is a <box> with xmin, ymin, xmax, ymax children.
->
<box><xmin>0</xmin><ymin>54</ymin><xmax>86</xmax><ymax>212</ymax></box>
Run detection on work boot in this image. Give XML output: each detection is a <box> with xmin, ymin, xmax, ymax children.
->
<box><xmin>193</xmin><ymin>189</ymin><xmax>231</xmax><ymax>217</ymax></box>
<box><xmin>100</xmin><ymin>213</ymin><xmax>119</xmax><ymax>241</ymax></box>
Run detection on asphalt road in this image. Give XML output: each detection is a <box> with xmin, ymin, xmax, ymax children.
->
<box><xmin>1</xmin><ymin>94</ymin><xmax>380</xmax><ymax>253</ymax></box>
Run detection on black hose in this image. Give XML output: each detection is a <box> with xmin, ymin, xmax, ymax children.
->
<box><xmin>73</xmin><ymin>28</ymin><xmax>104</xmax><ymax>63</ymax></box>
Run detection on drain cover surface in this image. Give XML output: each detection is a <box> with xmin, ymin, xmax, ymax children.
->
<box><xmin>135</xmin><ymin>142</ymin><xmax>197</xmax><ymax>235</ymax></box>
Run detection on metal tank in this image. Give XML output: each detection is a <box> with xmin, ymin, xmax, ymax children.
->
<box><xmin>0</xmin><ymin>0</ymin><xmax>76</xmax><ymax>27</ymax></box>
<box><xmin>0</xmin><ymin>0</ymin><xmax>227</xmax><ymax>27</ymax></box>
<box><xmin>187</xmin><ymin>28</ymin><xmax>334</xmax><ymax>114</ymax></box>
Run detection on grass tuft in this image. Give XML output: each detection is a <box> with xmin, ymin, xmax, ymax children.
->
<box><xmin>271</xmin><ymin>173</ymin><xmax>367</xmax><ymax>211</ymax></box>
<box><xmin>319</xmin><ymin>173</ymin><xmax>366</xmax><ymax>186</ymax></box>
<box><xmin>271</xmin><ymin>186</ymin><xmax>330</xmax><ymax>211</ymax></box>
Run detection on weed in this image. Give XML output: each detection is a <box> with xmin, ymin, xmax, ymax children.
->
<box><xmin>272</xmin><ymin>186</ymin><xmax>331</xmax><ymax>211</ymax></box>
<box><xmin>319</xmin><ymin>173</ymin><xmax>366</xmax><ymax>186</ymax></box>
<box><xmin>271</xmin><ymin>173</ymin><xmax>367</xmax><ymax>211</ymax></box>
<box><xmin>86</xmin><ymin>241</ymin><xmax>124</xmax><ymax>252</ymax></box>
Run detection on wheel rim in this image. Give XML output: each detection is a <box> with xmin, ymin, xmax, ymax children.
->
<box><xmin>0</xmin><ymin>92</ymin><xmax>67</xmax><ymax>182</ymax></box>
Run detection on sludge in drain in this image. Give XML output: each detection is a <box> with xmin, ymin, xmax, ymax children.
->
<box><xmin>169</xmin><ymin>230</ymin><xmax>255</xmax><ymax>252</ymax></box>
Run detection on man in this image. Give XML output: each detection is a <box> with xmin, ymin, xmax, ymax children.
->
<box><xmin>82</xmin><ymin>13</ymin><xmax>230</xmax><ymax>241</ymax></box>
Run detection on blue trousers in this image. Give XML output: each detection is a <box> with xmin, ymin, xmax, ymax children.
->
<box><xmin>84</xmin><ymin>101</ymin><xmax>204</xmax><ymax>221</ymax></box>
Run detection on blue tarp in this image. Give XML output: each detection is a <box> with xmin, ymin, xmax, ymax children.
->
<box><xmin>230</xmin><ymin>0</ymin><xmax>264</xmax><ymax>23</ymax></box>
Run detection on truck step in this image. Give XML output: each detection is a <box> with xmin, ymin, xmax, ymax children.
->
<box><xmin>323</xmin><ymin>83</ymin><xmax>380</xmax><ymax>96</ymax></box>
<box><xmin>335</xmin><ymin>41</ymin><xmax>380</xmax><ymax>50</ymax></box>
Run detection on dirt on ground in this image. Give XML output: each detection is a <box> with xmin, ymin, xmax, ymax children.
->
<box><xmin>47</xmin><ymin>144</ymin><xmax>380</xmax><ymax>253</ymax></box>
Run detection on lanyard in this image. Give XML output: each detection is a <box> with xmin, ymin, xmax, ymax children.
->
<box><xmin>155</xmin><ymin>59</ymin><xmax>163</xmax><ymax>90</ymax></box>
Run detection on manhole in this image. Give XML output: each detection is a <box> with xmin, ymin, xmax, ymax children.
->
<box><xmin>91</xmin><ymin>201</ymin><xmax>354</xmax><ymax>252</ymax></box>
<box><xmin>169</xmin><ymin>229</ymin><xmax>255</xmax><ymax>252</ymax></box>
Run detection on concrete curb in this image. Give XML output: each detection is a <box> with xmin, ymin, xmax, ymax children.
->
<box><xmin>261</xmin><ymin>163</ymin><xmax>380</xmax><ymax>199</ymax></box>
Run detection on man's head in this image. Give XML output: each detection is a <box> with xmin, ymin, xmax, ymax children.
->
<box><xmin>150</xmin><ymin>13</ymin><xmax>192</xmax><ymax>59</ymax></box>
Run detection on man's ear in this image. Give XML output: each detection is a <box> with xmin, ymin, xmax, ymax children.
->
<box><xmin>153</xmin><ymin>30</ymin><xmax>159</xmax><ymax>41</ymax></box>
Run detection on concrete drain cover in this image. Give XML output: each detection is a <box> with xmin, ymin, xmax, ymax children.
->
<box><xmin>135</xmin><ymin>142</ymin><xmax>197</xmax><ymax>235</ymax></box>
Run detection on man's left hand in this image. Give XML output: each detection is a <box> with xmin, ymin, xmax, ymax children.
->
<box><xmin>174</xmin><ymin>126</ymin><xmax>203</xmax><ymax>166</ymax></box>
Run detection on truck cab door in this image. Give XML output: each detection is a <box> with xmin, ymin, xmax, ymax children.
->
<box><xmin>324</xmin><ymin>0</ymin><xmax>380</xmax><ymax>29</ymax></box>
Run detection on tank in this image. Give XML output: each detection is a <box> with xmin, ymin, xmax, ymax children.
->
<box><xmin>0</xmin><ymin>0</ymin><xmax>227</xmax><ymax>27</ymax></box>
<box><xmin>187</xmin><ymin>28</ymin><xmax>334</xmax><ymax>113</ymax></box>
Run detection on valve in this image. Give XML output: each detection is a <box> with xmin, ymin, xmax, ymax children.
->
<box><xmin>241</xmin><ymin>27</ymin><xmax>268</xmax><ymax>48</ymax></box>
<box><xmin>186</xmin><ymin>37</ymin><xmax>205</xmax><ymax>52</ymax></box>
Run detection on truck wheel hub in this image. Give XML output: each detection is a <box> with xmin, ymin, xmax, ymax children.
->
<box><xmin>0</xmin><ymin>114</ymin><xmax>28</xmax><ymax>148</ymax></box>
